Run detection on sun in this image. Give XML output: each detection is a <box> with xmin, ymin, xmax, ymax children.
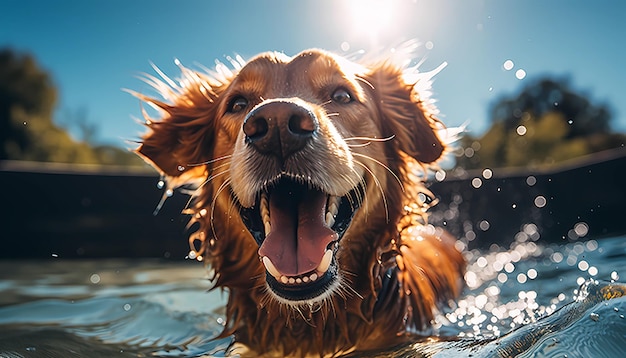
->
<box><xmin>347</xmin><ymin>0</ymin><xmax>396</xmax><ymax>43</ymax></box>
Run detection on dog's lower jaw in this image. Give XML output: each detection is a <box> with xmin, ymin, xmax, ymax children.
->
<box><xmin>264</xmin><ymin>268</ymin><xmax>343</xmax><ymax>308</ymax></box>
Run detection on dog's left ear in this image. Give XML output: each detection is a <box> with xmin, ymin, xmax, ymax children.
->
<box><xmin>364</xmin><ymin>64</ymin><xmax>445</xmax><ymax>164</ymax></box>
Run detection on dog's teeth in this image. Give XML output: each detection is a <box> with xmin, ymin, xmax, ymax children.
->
<box><xmin>328</xmin><ymin>196</ymin><xmax>340</xmax><ymax>215</ymax></box>
<box><xmin>317</xmin><ymin>249</ymin><xmax>333</xmax><ymax>274</ymax></box>
<box><xmin>260</xmin><ymin>193</ymin><xmax>271</xmax><ymax>235</ymax></box>
<box><xmin>325</xmin><ymin>212</ymin><xmax>336</xmax><ymax>227</ymax></box>
<box><xmin>262</xmin><ymin>256</ymin><xmax>281</xmax><ymax>279</ymax></box>
<box><xmin>325</xmin><ymin>195</ymin><xmax>340</xmax><ymax>227</ymax></box>
<box><xmin>264</xmin><ymin>251</ymin><xmax>332</xmax><ymax>285</ymax></box>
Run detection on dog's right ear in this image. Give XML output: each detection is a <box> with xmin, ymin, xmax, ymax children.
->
<box><xmin>132</xmin><ymin>70</ymin><xmax>228</xmax><ymax>180</ymax></box>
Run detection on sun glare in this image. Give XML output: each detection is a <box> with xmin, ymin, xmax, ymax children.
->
<box><xmin>348</xmin><ymin>0</ymin><xmax>396</xmax><ymax>43</ymax></box>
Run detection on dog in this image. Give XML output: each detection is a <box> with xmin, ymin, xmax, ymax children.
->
<box><xmin>133</xmin><ymin>48</ymin><xmax>466</xmax><ymax>357</ymax></box>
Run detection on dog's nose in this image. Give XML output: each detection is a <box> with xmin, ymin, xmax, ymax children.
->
<box><xmin>243</xmin><ymin>100</ymin><xmax>318</xmax><ymax>159</ymax></box>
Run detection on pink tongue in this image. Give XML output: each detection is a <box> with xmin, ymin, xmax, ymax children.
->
<box><xmin>258</xmin><ymin>187</ymin><xmax>337</xmax><ymax>276</ymax></box>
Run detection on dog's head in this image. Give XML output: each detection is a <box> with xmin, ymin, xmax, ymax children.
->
<box><xmin>138</xmin><ymin>50</ymin><xmax>445</xmax><ymax>324</ymax></box>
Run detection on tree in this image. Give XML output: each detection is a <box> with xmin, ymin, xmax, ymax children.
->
<box><xmin>0</xmin><ymin>48</ymin><xmax>142</xmax><ymax>166</ymax></box>
<box><xmin>457</xmin><ymin>78</ymin><xmax>625</xmax><ymax>169</ymax></box>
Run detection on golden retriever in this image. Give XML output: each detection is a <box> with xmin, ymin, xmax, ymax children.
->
<box><xmin>133</xmin><ymin>49</ymin><xmax>465</xmax><ymax>357</ymax></box>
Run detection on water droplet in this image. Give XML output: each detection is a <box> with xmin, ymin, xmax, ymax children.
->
<box><xmin>177</xmin><ymin>165</ymin><xmax>185</xmax><ymax>171</ymax></box>
<box><xmin>123</xmin><ymin>303</ymin><xmax>132</xmax><ymax>311</ymax></box>
<box><xmin>90</xmin><ymin>274</ymin><xmax>101</xmax><ymax>284</ymax></box>
<box><xmin>165</xmin><ymin>189</ymin><xmax>174</xmax><ymax>197</ymax></box>
<box><xmin>482</xmin><ymin>168</ymin><xmax>493</xmax><ymax>179</ymax></box>
<box><xmin>515</xmin><ymin>69</ymin><xmax>526</xmax><ymax>80</ymax></box>
<box><xmin>589</xmin><ymin>312</ymin><xmax>600</xmax><ymax>322</ymax></box>
<box><xmin>534</xmin><ymin>195</ymin><xmax>547</xmax><ymax>208</ymax></box>
<box><xmin>498</xmin><ymin>272</ymin><xmax>509</xmax><ymax>283</ymax></box>
<box><xmin>478</xmin><ymin>220</ymin><xmax>490</xmax><ymax>231</ymax></box>
<box><xmin>340</xmin><ymin>41</ymin><xmax>350</xmax><ymax>52</ymax></box>
<box><xmin>516</xmin><ymin>125</ymin><xmax>527</xmax><ymax>136</ymax></box>
<box><xmin>573</xmin><ymin>222</ymin><xmax>589</xmax><ymax>237</ymax></box>
<box><xmin>526</xmin><ymin>176</ymin><xmax>537</xmax><ymax>186</ymax></box>
<box><xmin>425</xmin><ymin>41</ymin><xmax>434</xmax><ymax>50</ymax></box>
<box><xmin>611</xmin><ymin>271</ymin><xmax>619</xmax><ymax>281</ymax></box>
<box><xmin>503</xmin><ymin>59</ymin><xmax>514</xmax><ymax>71</ymax></box>
<box><xmin>157</xmin><ymin>180</ymin><xmax>165</xmax><ymax>189</ymax></box>
<box><xmin>568</xmin><ymin>119</ymin><xmax>574</xmax><ymax>125</ymax></box>
<box><xmin>472</xmin><ymin>178</ymin><xmax>483</xmax><ymax>188</ymax></box>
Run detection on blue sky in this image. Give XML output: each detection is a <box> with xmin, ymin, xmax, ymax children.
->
<box><xmin>2</xmin><ymin>0</ymin><xmax>625</xmax><ymax>148</ymax></box>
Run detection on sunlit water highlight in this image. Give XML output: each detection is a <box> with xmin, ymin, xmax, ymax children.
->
<box><xmin>1</xmin><ymin>235</ymin><xmax>625</xmax><ymax>357</ymax></box>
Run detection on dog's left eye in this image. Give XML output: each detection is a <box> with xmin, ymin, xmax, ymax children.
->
<box><xmin>331</xmin><ymin>88</ymin><xmax>353</xmax><ymax>104</ymax></box>
<box><xmin>227</xmin><ymin>96</ymin><xmax>249</xmax><ymax>113</ymax></box>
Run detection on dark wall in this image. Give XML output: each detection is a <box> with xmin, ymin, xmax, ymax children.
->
<box><xmin>429</xmin><ymin>149</ymin><xmax>626</xmax><ymax>249</ymax></box>
<box><xmin>0</xmin><ymin>165</ymin><xmax>191</xmax><ymax>259</ymax></box>
<box><xmin>1</xmin><ymin>148</ymin><xmax>625</xmax><ymax>258</ymax></box>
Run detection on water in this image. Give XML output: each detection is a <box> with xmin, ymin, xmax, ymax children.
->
<box><xmin>1</xmin><ymin>236</ymin><xmax>625</xmax><ymax>357</ymax></box>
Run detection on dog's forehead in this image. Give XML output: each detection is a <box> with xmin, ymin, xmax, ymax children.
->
<box><xmin>236</xmin><ymin>50</ymin><xmax>361</xmax><ymax>93</ymax></box>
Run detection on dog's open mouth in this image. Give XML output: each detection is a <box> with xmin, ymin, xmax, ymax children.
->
<box><xmin>239</xmin><ymin>176</ymin><xmax>360</xmax><ymax>302</ymax></box>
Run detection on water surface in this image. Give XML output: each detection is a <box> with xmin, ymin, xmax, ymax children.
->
<box><xmin>1</xmin><ymin>235</ymin><xmax>625</xmax><ymax>357</ymax></box>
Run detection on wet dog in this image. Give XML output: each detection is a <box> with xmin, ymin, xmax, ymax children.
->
<box><xmin>134</xmin><ymin>48</ymin><xmax>465</xmax><ymax>356</ymax></box>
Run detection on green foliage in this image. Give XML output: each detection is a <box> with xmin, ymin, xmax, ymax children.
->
<box><xmin>0</xmin><ymin>48</ymin><xmax>142</xmax><ymax>166</ymax></box>
<box><xmin>458</xmin><ymin>78</ymin><xmax>626</xmax><ymax>169</ymax></box>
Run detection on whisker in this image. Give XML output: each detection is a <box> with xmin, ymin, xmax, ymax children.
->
<box><xmin>185</xmin><ymin>166</ymin><xmax>231</xmax><ymax>210</ymax></box>
<box><xmin>353</xmin><ymin>153</ymin><xmax>404</xmax><ymax>192</ymax></box>
<box><xmin>355</xmin><ymin>76</ymin><xmax>375</xmax><ymax>90</ymax></box>
<box><xmin>210</xmin><ymin>177</ymin><xmax>232</xmax><ymax>242</ymax></box>
<box><xmin>344</xmin><ymin>135</ymin><xmax>396</xmax><ymax>148</ymax></box>
<box><xmin>354</xmin><ymin>160</ymin><xmax>390</xmax><ymax>223</ymax></box>
<box><xmin>339</xmin><ymin>270</ymin><xmax>363</xmax><ymax>300</ymax></box>
<box><xmin>346</xmin><ymin>142</ymin><xmax>373</xmax><ymax>148</ymax></box>
<box><xmin>186</xmin><ymin>154</ymin><xmax>233</xmax><ymax>167</ymax></box>
<box><xmin>344</xmin><ymin>169</ymin><xmax>365</xmax><ymax>211</ymax></box>
<box><xmin>343</xmin><ymin>135</ymin><xmax>395</xmax><ymax>142</ymax></box>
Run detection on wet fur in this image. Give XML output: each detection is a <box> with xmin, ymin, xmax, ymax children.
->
<box><xmin>133</xmin><ymin>49</ymin><xmax>465</xmax><ymax>357</ymax></box>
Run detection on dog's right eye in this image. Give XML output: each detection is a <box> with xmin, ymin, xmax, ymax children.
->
<box><xmin>227</xmin><ymin>96</ymin><xmax>249</xmax><ymax>113</ymax></box>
